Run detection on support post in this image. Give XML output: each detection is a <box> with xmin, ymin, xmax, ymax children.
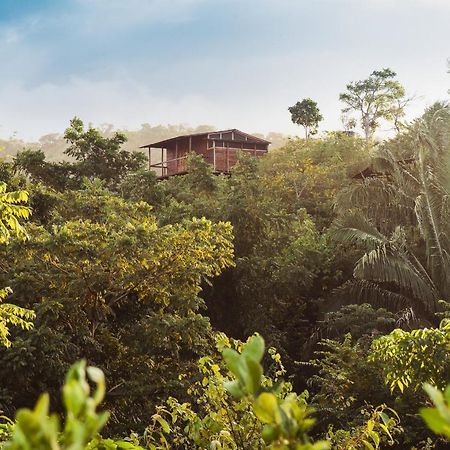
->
<box><xmin>148</xmin><ymin>147</ymin><xmax>151</xmax><ymax>170</ymax></box>
<box><xmin>213</xmin><ymin>140</ymin><xmax>216</xmax><ymax>171</ymax></box>
<box><xmin>226</xmin><ymin>142</ymin><xmax>229</xmax><ymax>172</ymax></box>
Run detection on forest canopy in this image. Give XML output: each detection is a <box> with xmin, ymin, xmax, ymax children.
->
<box><xmin>0</xmin><ymin>69</ymin><xmax>450</xmax><ymax>450</ymax></box>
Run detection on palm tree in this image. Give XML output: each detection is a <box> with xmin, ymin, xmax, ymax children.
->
<box><xmin>334</xmin><ymin>103</ymin><xmax>450</xmax><ymax>323</ymax></box>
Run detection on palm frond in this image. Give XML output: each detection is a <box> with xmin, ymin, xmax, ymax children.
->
<box><xmin>332</xmin><ymin>280</ymin><xmax>412</xmax><ymax>313</ymax></box>
<box><xmin>354</xmin><ymin>246</ymin><xmax>438</xmax><ymax>313</ymax></box>
<box><xmin>332</xmin><ymin>209</ymin><xmax>386</xmax><ymax>249</ymax></box>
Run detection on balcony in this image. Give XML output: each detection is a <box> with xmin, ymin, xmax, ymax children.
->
<box><xmin>150</xmin><ymin>147</ymin><xmax>267</xmax><ymax>178</ymax></box>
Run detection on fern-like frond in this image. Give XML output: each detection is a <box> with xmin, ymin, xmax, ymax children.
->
<box><xmin>0</xmin><ymin>183</ymin><xmax>31</xmax><ymax>244</ymax></box>
<box><xmin>0</xmin><ymin>287</ymin><xmax>35</xmax><ymax>348</ymax></box>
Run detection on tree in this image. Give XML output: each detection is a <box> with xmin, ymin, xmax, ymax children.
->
<box><xmin>288</xmin><ymin>98</ymin><xmax>323</xmax><ymax>139</ymax></box>
<box><xmin>259</xmin><ymin>133</ymin><xmax>368</xmax><ymax>228</ymax></box>
<box><xmin>64</xmin><ymin>117</ymin><xmax>147</xmax><ymax>187</ymax></box>
<box><xmin>391</xmin><ymin>95</ymin><xmax>415</xmax><ymax>133</ymax></box>
<box><xmin>309</xmin><ymin>333</ymin><xmax>434</xmax><ymax>447</ymax></box>
<box><xmin>0</xmin><ymin>182</ymin><xmax>234</xmax><ymax>432</ymax></box>
<box><xmin>339</xmin><ymin>68</ymin><xmax>406</xmax><ymax>144</ymax></box>
<box><xmin>15</xmin><ymin>118</ymin><xmax>147</xmax><ymax>191</ymax></box>
<box><xmin>14</xmin><ymin>149</ymin><xmax>75</xmax><ymax>191</ymax></box>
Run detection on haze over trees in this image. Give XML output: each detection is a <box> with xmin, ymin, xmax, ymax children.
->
<box><xmin>0</xmin><ymin>66</ymin><xmax>450</xmax><ymax>449</ymax></box>
<box><xmin>0</xmin><ymin>124</ymin><xmax>288</xmax><ymax>164</ymax></box>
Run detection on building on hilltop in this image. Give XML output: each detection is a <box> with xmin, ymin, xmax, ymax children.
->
<box><xmin>140</xmin><ymin>129</ymin><xmax>270</xmax><ymax>178</ymax></box>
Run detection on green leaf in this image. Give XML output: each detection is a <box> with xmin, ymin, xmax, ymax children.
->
<box><xmin>253</xmin><ymin>393</ymin><xmax>279</xmax><ymax>424</ymax></box>
<box><xmin>154</xmin><ymin>415</ymin><xmax>171</xmax><ymax>434</ymax></box>
<box><xmin>420</xmin><ymin>407</ymin><xmax>449</xmax><ymax>436</ymax></box>
<box><xmin>245</xmin><ymin>358</ymin><xmax>263</xmax><ymax>395</ymax></box>
<box><xmin>242</xmin><ymin>335</ymin><xmax>265</xmax><ymax>363</ymax></box>
<box><xmin>368</xmin><ymin>430</ymin><xmax>380</xmax><ymax>447</ymax></box>
<box><xmin>222</xmin><ymin>348</ymin><xmax>241</xmax><ymax>379</ymax></box>
<box><xmin>261</xmin><ymin>424</ymin><xmax>279</xmax><ymax>444</ymax></box>
<box><xmin>362</xmin><ymin>439</ymin><xmax>375</xmax><ymax>450</ymax></box>
<box><xmin>223</xmin><ymin>380</ymin><xmax>243</xmax><ymax>398</ymax></box>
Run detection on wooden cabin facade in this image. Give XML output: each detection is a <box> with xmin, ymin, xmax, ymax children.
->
<box><xmin>141</xmin><ymin>129</ymin><xmax>270</xmax><ymax>177</ymax></box>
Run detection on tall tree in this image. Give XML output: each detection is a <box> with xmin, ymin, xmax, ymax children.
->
<box><xmin>288</xmin><ymin>98</ymin><xmax>323</xmax><ymax>139</ymax></box>
<box><xmin>64</xmin><ymin>117</ymin><xmax>146</xmax><ymax>187</ymax></box>
<box><xmin>339</xmin><ymin>68</ymin><xmax>406</xmax><ymax>144</ymax></box>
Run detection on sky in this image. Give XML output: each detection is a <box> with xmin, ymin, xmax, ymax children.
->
<box><xmin>0</xmin><ymin>0</ymin><xmax>449</xmax><ymax>141</ymax></box>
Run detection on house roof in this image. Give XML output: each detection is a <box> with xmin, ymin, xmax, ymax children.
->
<box><xmin>140</xmin><ymin>129</ymin><xmax>271</xmax><ymax>149</ymax></box>
<box><xmin>351</xmin><ymin>157</ymin><xmax>417</xmax><ymax>179</ymax></box>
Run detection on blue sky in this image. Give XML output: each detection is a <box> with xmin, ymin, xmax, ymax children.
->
<box><xmin>0</xmin><ymin>0</ymin><xmax>449</xmax><ymax>140</ymax></box>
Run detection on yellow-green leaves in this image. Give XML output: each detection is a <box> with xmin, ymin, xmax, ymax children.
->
<box><xmin>0</xmin><ymin>182</ymin><xmax>31</xmax><ymax>244</ymax></box>
<box><xmin>370</xmin><ymin>320</ymin><xmax>450</xmax><ymax>393</ymax></box>
<box><xmin>0</xmin><ymin>182</ymin><xmax>34</xmax><ymax>347</ymax></box>
<box><xmin>326</xmin><ymin>405</ymin><xmax>400</xmax><ymax>449</ymax></box>
<box><xmin>420</xmin><ymin>383</ymin><xmax>450</xmax><ymax>438</ymax></box>
<box><xmin>0</xmin><ymin>287</ymin><xmax>35</xmax><ymax>348</ymax></box>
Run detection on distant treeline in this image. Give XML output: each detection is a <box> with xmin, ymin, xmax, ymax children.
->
<box><xmin>0</xmin><ymin>124</ymin><xmax>288</xmax><ymax>162</ymax></box>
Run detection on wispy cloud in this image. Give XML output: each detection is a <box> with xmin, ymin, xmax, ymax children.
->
<box><xmin>0</xmin><ymin>16</ymin><xmax>41</xmax><ymax>45</ymax></box>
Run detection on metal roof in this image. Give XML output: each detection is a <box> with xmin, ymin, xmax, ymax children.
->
<box><xmin>140</xmin><ymin>129</ymin><xmax>271</xmax><ymax>148</ymax></box>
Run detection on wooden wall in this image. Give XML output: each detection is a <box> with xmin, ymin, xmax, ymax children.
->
<box><xmin>159</xmin><ymin>136</ymin><xmax>268</xmax><ymax>177</ymax></box>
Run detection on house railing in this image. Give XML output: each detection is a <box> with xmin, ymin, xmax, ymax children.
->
<box><xmin>150</xmin><ymin>147</ymin><xmax>267</xmax><ymax>177</ymax></box>
<box><xmin>150</xmin><ymin>155</ymin><xmax>188</xmax><ymax>177</ymax></box>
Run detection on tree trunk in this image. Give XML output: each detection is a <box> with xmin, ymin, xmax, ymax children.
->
<box><xmin>363</xmin><ymin>116</ymin><xmax>372</xmax><ymax>146</ymax></box>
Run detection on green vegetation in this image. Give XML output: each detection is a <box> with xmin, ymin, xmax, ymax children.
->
<box><xmin>0</xmin><ymin>70</ymin><xmax>450</xmax><ymax>449</ymax></box>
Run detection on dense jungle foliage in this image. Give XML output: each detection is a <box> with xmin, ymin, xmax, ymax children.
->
<box><xmin>1</xmin><ymin>93</ymin><xmax>450</xmax><ymax>448</ymax></box>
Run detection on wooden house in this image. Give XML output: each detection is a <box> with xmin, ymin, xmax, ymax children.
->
<box><xmin>140</xmin><ymin>129</ymin><xmax>270</xmax><ymax>178</ymax></box>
